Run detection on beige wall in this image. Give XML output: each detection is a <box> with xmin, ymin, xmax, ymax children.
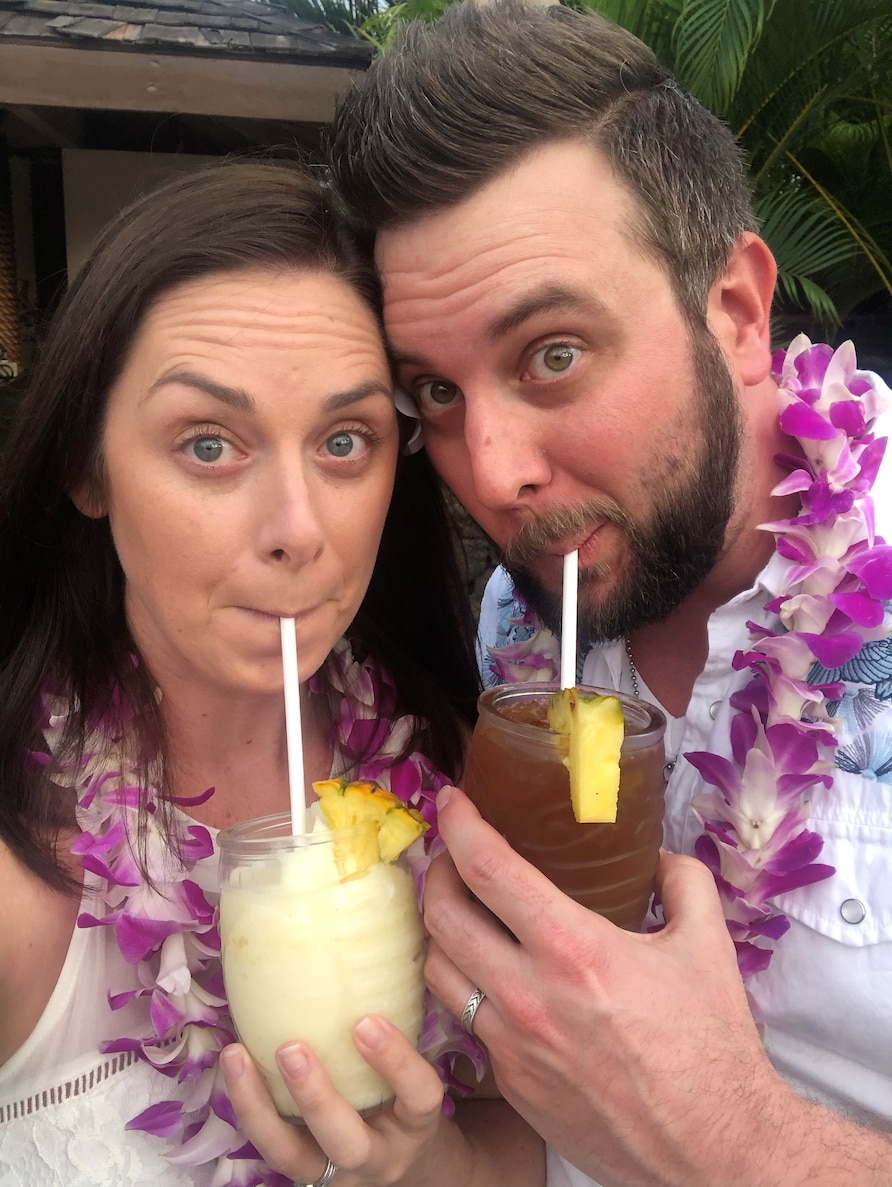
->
<box><xmin>62</xmin><ymin>149</ymin><xmax>214</xmax><ymax>277</ymax></box>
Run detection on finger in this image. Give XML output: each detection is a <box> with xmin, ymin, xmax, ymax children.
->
<box><xmin>423</xmin><ymin>938</ymin><xmax>492</xmax><ymax>1040</ymax></box>
<box><xmin>434</xmin><ymin>785</ymin><xmax>604</xmax><ymax>953</ymax></box>
<box><xmin>274</xmin><ymin>1041</ymin><xmax>374</xmax><ymax>1173</ymax></box>
<box><xmin>423</xmin><ymin>845</ymin><xmax>528</xmax><ymax>996</ymax></box>
<box><xmin>656</xmin><ymin>849</ymin><xmax>730</xmax><ymax>940</ymax></box>
<box><xmin>219</xmin><ymin>1044</ymin><xmax>329</xmax><ymax>1181</ymax></box>
<box><xmin>351</xmin><ymin>1015</ymin><xmax>444</xmax><ymax>1129</ymax></box>
<box><xmin>424</xmin><ymin>846</ymin><xmax>518</xmax><ymax>941</ymax></box>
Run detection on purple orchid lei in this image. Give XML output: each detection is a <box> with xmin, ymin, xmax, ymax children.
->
<box><xmin>42</xmin><ymin>637</ymin><xmax>484</xmax><ymax>1187</ymax></box>
<box><xmin>487</xmin><ymin>336</ymin><xmax>891</xmax><ymax>980</ymax></box>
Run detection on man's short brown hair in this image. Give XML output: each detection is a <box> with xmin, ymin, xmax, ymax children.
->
<box><xmin>329</xmin><ymin>0</ymin><xmax>758</xmax><ymax>323</ymax></box>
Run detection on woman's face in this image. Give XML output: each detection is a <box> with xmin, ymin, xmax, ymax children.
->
<box><xmin>82</xmin><ymin>267</ymin><xmax>397</xmax><ymax>698</ymax></box>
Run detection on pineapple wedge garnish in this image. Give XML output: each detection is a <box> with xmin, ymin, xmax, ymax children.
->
<box><xmin>313</xmin><ymin>778</ymin><xmax>429</xmax><ymax>873</ymax></box>
<box><xmin>547</xmin><ymin>689</ymin><xmax>624</xmax><ymax>823</ymax></box>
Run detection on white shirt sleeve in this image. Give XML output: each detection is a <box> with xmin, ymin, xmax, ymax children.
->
<box><xmin>545</xmin><ymin>1147</ymin><xmax>602</xmax><ymax>1186</ymax></box>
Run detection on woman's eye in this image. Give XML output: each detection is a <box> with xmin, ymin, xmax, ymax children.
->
<box><xmin>528</xmin><ymin>343</ymin><xmax>580</xmax><ymax>379</ymax></box>
<box><xmin>325</xmin><ymin>430</ymin><xmax>367</xmax><ymax>458</ymax></box>
<box><xmin>190</xmin><ymin>436</ymin><xmax>227</xmax><ymax>463</ymax></box>
<box><xmin>416</xmin><ymin>379</ymin><xmax>461</xmax><ymax>409</ymax></box>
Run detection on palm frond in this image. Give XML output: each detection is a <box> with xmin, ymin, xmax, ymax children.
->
<box><xmin>755</xmin><ymin>190</ymin><xmax>860</xmax><ymax>276</ymax></box>
<box><xmin>357</xmin><ymin>0</ymin><xmax>451</xmax><ymax>50</ymax></box>
<box><xmin>787</xmin><ymin>151</ymin><xmax>892</xmax><ymax>298</ymax></box>
<box><xmin>733</xmin><ymin>1</ymin><xmax>889</xmax><ymax>139</ymax></box>
<box><xmin>748</xmin><ymin>87</ymin><xmax>828</xmax><ymax>184</ymax></box>
<box><xmin>776</xmin><ymin>272</ymin><xmax>840</xmax><ymax>327</ymax></box>
<box><xmin>671</xmin><ymin>0</ymin><xmax>774</xmax><ymax>115</ymax></box>
<box><xmin>573</xmin><ymin>0</ymin><xmax>681</xmax><ymax>53</ymax></box>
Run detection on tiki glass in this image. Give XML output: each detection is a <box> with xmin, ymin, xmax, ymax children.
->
<box><xmin>464</xmin><ymin>683</ymin><xmax>667</xmax><ymax>930</ymax></box>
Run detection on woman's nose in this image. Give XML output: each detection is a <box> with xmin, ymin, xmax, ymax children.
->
<box><xmin>256</xmin><ymin>463</ymin><xmax>325</xmax><ymax>567</ymax></box>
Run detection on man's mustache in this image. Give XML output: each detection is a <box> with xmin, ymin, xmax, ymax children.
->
<box><xmin>500</xmin><ymin>499</ymin><xmax>633</xmax><ymax>568</ymax></box>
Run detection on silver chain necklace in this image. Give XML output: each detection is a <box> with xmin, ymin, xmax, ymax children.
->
<box><xmin>626</xmin><ymin>635</ymin><xmax>678</xmax><ymax>778</ymax></box>
<box><xmin>624</xmin><ymin>636</ymin><xmax>641</xmax><ymax>699</ymax></box>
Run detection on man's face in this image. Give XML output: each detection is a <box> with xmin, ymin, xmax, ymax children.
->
<box><xmin>377</xmin><ymin>139</ymin><xmax>742</xmax><ymax>641</ymax></box>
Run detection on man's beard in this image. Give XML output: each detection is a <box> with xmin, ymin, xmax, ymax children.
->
<box><xmin>500</xmin><ymin>329</ymin><xmax>742</xmax><ymax>645</ymax></box>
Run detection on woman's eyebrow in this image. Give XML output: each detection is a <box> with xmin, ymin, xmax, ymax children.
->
<box><xmin>321</xmin><ymin>381</ymin><xmax>394</xmax><ymax>412</ymax></box>
<box><xmin>144</xmin><ymin>370</ymin><xmax>255</xmax><ymax>412</ymax></box>
<box><xmin>145</xmin><ymin>372</ymin><xmax>392</xmax><ymax>413</ymax></box>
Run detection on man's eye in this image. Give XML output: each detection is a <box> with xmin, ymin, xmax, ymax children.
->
<box><xmin>191</xmin><ymin>436</ymin><xmax>226</xmax><ymax>463</ymax></box>
<box><xmin>417</xmin><ymin>379</ymin><xmax>461</xmax><ymax>407</ymax></box>
<box><xmin>529</xmin><ymin>344</ymin><xmax>579</xmax><ymax>378</ymax></box>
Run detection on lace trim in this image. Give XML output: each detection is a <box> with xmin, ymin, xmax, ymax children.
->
<box><xmin>0</xmin><ymin>1051</ymin><xmax>140</xmax><ymax>1123</ymax></box>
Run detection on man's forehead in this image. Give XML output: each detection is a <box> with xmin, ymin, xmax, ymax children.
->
<box><xmin>380</xmin><ymin>141</ymin><xmax>622</xmax><ymax>243</ymax></box>
<box><xmin>374</xmin><ymin>139</ymin><xmax>643</xmax><ymax>282</ymax></box>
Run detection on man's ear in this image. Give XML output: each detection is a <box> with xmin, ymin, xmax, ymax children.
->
<box><xmin>69</xmin><ymin>477</ymin><xmax>107</xmax><ymax>519</ymax></box>
<box><xmin>706</xmin><ymin>232</ymin><xmax>777</xmax><ymax>386</ymax></box>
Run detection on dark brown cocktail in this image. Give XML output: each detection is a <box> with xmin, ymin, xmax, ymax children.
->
<box><xmin>464</xmin><ymin>683</ymin><xmax>666</xmax><ymax>930</ymax></box>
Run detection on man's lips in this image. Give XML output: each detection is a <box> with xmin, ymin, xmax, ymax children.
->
<box><xmin>543</xmin><ymin>523</ymin><xmax>607</xmax><ymax>564</ymax></box>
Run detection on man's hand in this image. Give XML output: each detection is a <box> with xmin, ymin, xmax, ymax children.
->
<box><xmin>424</xmin><ymin>786</ymin><xmax>892</xmax><ymax>1187</ymax></box>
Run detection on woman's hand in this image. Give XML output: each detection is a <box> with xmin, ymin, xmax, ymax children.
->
<box><xmin>220</xmin><ymin>1014</ymin><xmax>446</xmax><ymax>1187</ymax></box>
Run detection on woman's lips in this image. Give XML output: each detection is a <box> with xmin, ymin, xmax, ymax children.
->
<box><xmin>240</xmin><ymin>606</ymin><xmax>313</xmax><ymax>623</ymax></box>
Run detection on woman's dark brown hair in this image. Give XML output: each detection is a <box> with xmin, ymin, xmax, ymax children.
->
<box><xmin>0</xmin><ymin>160</ymin><xmax>479</xmax><ymax>890</ymax></box>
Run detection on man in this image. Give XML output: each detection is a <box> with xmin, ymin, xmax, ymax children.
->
<box><xmin>329</xmin><ymin>3</ymin><xmax>892</xmax><ymax>1184</ymax></box>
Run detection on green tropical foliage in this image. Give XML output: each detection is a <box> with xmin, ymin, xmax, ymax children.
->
<box><xmin>356</xmin><ymin>0</ymin><xmax>453</xmax><ymax>48</ymax></box>
<box><xmin>261</xmin><ymin>0</ymin><xmax>448</xmax><ymax>41</ymax></box>
<box><xmin>571</xmin><ymin>0</ymin><xmax>892</xmax><ymax>331</ymax></box>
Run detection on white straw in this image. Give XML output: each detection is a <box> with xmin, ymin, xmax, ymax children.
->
<box><xmin>280</xmin><ymin>617</ymin><xmax>306</xmax><ymax>835</ymax></box>
<box><xmin>560</xmin><ymin>549</ymin><xmax>579</xmax><ymax>690</ymax></box>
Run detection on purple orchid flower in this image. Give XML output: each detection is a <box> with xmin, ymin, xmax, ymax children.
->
<box><xmin>488</xmin><ymin>627</ymin><xmax>560</xmax><ymax>683</ymax></box>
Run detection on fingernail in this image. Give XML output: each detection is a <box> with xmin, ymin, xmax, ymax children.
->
<box><xmin>277</xmin><ymin>1042</ymin><xmax>309</xmax><ymax>1079</ymax></box>
<box><xmin>438</xmin><ymin>785</ymin><xmax>453</xmax><ymax>809</ymax></box>
<box><xmin>354</xmin><ymin>1015</ymin><xmax>386</xmax><ymax>1051</ymax></box>
<box><xmin>220</xmin><ymin>1046</ymin><xmax>245</xmax><ymax>1080</ymax></box>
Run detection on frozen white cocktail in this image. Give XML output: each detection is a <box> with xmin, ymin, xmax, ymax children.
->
<box><xmin>218</xmin><ymin>784</ymin><xmax>428</xmax><ymax>1119</ymax></box>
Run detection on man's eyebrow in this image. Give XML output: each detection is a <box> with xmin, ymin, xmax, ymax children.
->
<box><xmin>146</xmin><ymin>370</ymin><xmax>255</xmax><ymax>411</ymax></box>
<box><xmin>388</xmin><ymin>285</ymin><xmax>612</xmax><ymax>372</ymax></box>
<box><xmin>145</xmin><ymin>372</ymin><xmax>392</xmax><ymax>412</ymax></box>
<box><xmin>486</xmin><ymin>284</ymin><xmax>611</xmax><ymax>340</ymax></box>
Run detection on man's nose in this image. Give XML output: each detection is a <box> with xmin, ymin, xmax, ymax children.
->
<box><xmin>463</xmin><ymin>392</ymin><xmax>552</xmax><ymax>512</ymax></box>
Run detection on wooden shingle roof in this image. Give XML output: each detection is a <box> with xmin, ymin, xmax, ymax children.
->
<box><xmin>0</xmin><ymin>0</ymin><xmax>372</xmax><ymax>66</ymax></box>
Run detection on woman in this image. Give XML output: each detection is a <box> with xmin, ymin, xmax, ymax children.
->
<box><xmin>0</xmin><ymin>162</ymin><xmax>544</xmax><ymax>1187</ymax></box>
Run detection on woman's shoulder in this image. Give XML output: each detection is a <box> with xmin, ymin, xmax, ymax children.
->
<box><xmin>0</xmin><ymin>839</ymin><xmax>81</xmax><ymax>1068</ymax></box>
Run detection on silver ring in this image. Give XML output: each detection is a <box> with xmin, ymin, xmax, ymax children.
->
<box><xmin>295</xmin><ymin>1158</ymin><xmax>337</xmax><ymax>1187</ymax></box>
<box><xmin>460</xmin><ymin>986</ymin><xmax>486</xmax><ymax>1034</ymax></box>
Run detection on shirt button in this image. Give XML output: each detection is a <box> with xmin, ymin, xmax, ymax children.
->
<box><xmin>709</xmin><ymin>701</ymin><xmax>721</xmax><ymax>719</ymax></box>
<box><xmin>840</xmin><ymin>898</ymin><xmax>867</xmax><ymax>925</ymax></box>
<box><xmin>663</xmin><ymin>760</ymin><xmax>676</xmax><ymax>779</ymax></box>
